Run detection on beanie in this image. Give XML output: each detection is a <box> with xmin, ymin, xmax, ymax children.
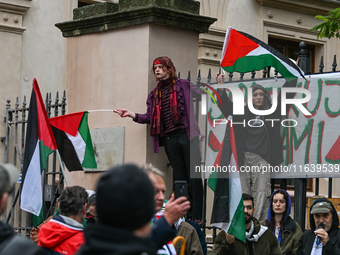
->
<box><xmin>96</xmin><ymin>164</ymin><xmax>155</xmax><ymax>231</ymax></box>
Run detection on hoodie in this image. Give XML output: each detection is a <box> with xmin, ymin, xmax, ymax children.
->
<box><xmin>38</xmin><ymin>215</ymin><xmax>84</xmax><ymax>255</ymax></box>
<box><xmin>297</xmin><ymin>197</ymin><xmax>340</xmax><ymax>255</ymax></box>
<box><xmin>261</xmin><ymin>189</ymin><xmax>303</xmax><ymax>255</ymax></box>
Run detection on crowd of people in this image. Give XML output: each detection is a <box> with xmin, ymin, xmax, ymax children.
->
<box><xmin>1</xmin><ymin>162</ymin><xmax>340</xmax><ymax>255</ymax></box>
<box><xmin>0</xmin><ymin>56</ymin><xmax>339</xmax><ymax>255</ymax></box>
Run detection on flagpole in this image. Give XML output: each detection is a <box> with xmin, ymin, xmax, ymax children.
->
<box><xmin>87</xmin><ymin>109</ymin><xmax>114</xmax><ymax>112</ymax></box>
<box><xmin>56</xmin><ymin>149</ymin><xmax>68</xmax><ymax>186</ymax></box>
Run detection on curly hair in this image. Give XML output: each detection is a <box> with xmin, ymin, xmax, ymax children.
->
<box><xmin>59</xmin><ymin>186</ymin><xmax>88</xmax><ymax>216</ymax></box>
<box><xmin>151</xmin><ymin>56</ymin><xmax>178</xmax><ymax>81</ymax></box>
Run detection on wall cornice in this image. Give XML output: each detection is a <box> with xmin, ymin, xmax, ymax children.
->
<box><xmin>0</xmin><ymin>0</ymin><xmax>31</xmax><ymax>34</ymax></box>
<box><xmin>56</xmin><ymin>3</ymin><xmax>216</xmax><ymax>38</ymax></box>
<box><xmin>263</xmin><ymin>20</ymin><xmax>319</xmax><ymax>36</ymax></box>
<box><xmin>256</xmin><ymin>0</ymin><xmax>340</xmax><ymax>16</ymax></box>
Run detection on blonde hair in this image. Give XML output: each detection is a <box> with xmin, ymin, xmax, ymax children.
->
<box><xmin>141</xmin><ymin>163</ymin><xmax>165</xmax><ymax>180</ymax></box>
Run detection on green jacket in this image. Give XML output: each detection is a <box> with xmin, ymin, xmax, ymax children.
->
<box><xmin>261</xmin><ymin>217</ymin><xmax>303</xmax><ymax>255</ymax></box>
<box><xmin>213</xmin><ymin>218</ymin><xmax>281</xmax><ymax>255</ymax></box>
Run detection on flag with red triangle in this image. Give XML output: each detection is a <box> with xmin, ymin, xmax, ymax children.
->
<box><xmin>20</xmin><ymin>79</ymin><xmax>57</xmax><ymax>227</ymax></box>
<box><xmin>221</xmin><ymin>26</ymin><xmax>305</xmax><ymax>79</ymax></box>
<box><xmin>49</xmin><ymin>111</ymin><xmax>97</xmax><ymax>171</ymax></box>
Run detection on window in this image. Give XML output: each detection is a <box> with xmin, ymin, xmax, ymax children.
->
<box><xmin>268</xmin><ymin>37</ymin><xmax>314</xmax><ymax>190</ymax></box>
<box><xmin>268</xmin><ymin>37</ymin><xmax>315</xmax><ymax>74</ymax></box>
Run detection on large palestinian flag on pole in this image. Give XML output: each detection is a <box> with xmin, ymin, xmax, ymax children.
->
<box><xmin>221</xmin><ymin>26</ymin><xmax>305</xmax><ymax>79</ymax></box>
<box><xmin>210</xmin><ymin>118</ymin><xmax>246</xmax><ymax>243</ymax></box>
<box><xmin>49</xmin><ymin>112</ymin><xmax>97</xmax><ymax>171</ymax></box>
<box><xmin>20</xmin><ymin>79</ymin><xmax>57</xmax><ymax>227</ymax></box>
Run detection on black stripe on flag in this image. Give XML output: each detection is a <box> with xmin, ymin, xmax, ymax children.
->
<box><xmin>51</xmin><ymin>126</ymin><xmax>83</xmax><ymax>171</ymax></box>
<box><xmin>22</xmin><ymin>89</ymin><xmax>39</xmax><ymax>182</ymax></box>
<box><xmin>210</xmin><ymin>125</ymin><xmax>231</xmax><ymax>224</ymax></box>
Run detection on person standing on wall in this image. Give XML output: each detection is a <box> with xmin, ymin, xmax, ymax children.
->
<box><xmin>115</xmin><ymin>56</ymin><xmax>203</xmax><ymax>223</ymax></box>
<box><xmin>216</xmin><ymin>74</ymin><xmax>297</xmax><ymax>221</ymax></box>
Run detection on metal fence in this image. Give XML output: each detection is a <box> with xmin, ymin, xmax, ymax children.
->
<box><xmin>3</xmin><ymin>91</ymin><xmax>66</xmax><ymax>237</ymax></box>
<box><xmin>187</xmin><ymin>41</ymin><xmax>340</xmax><ymax>245</ymax></box>
<box><xmin>3</xmin><ymin>40</ymin><xmax>338</xmax><ymax>244</ymax></box>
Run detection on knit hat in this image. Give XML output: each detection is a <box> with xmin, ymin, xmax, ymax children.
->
<box><xmin>96</xmin><ymin>164</ymin><xmax>155</xmax><ymax>231</ymax></box>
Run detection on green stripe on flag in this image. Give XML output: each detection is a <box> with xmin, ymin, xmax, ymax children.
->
<box><xmin>208</xmin><ymin>171</ymin><xmax>218</xmax><ymax>191</ymax></box>
<box><xmin>39</xmin><ymin>141</ymin><xmax>54</xmax><ymax>172</ymax></box>
<box><xmin>32</xmin><ymin>207</ymin><xmax>44</xmax><ymax>227</ymax></box>
<box><xmin>228</xmin><ymin>198</ymin><xmax>246</xmax><ymax>243</ymax></box>
<box><xmin>79</xmin><ymin>112</ymin><xmax>97</xmax><ymax>168</ymax></box>
<box><xmin>222</xmin><ymin>54</ymin><xmax>298</xmax><ymax>79</ymax></box>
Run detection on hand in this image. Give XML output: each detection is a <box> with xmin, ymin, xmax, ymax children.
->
<box><xmin>225</xmin><ymin>233</ymin><xmax>235</xmax><ymax>244</ymax></box>
<box><xmin>114</xmin><ymin>109</ymin><xmax>136</xmax><ymax>119</ymax></box>
<box><xmin>163</xmin><ymin>194</ymin><xmax>190</xmax><ymax>226</ymax></box>
<box><xmin>314</xmin><ymin>228</ymin><xmax>329</xmax><ymax>246</ymax></box>
<box><xmin>216</xmin><ymin>73</ymin><xmax>225</xmax><ymax>84</ymax></box>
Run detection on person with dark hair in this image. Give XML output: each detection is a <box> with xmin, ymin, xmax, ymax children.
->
<box><xmin>297</xmin><ymin>197</ymin><xmax>340</xmax><ymax>255</ymax></box>
<box><xmin>216</xmin><ymin>74</ymin><xmax>297</xmax><ymax>221</ymax></box>
<box><xmin>0</xmin><ymin>163</ymin><xmax>41</xmax><ymax>255</ymax></box>
<box><xmin>214</xmin><ymin>193</ymin><xmax>280</xmax><ymax>255</ymax></box>
<box><xmin>38</xmin><ymin>186</ymin><xmax>88</xmax><ymax>255</ymax></box>
<box><xmin>261</xmin><ymin>189</ymin><xmax>302</xmax><ymax>255</ymax></box>
<box><xmin>115</xmin><ymin>56</ymin><xmax>204</xmax><ymax>223</ymax></box>
<box><xmin>76</xmin><ymin>164</ymin><xmax>157</xmax><ymax>255</ymax></box>
<box><xmin>83</xmin><ymin>194</ymin><xmax>97</xmax><ymax>227</ymax></box>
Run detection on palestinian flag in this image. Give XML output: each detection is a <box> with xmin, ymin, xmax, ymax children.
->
<box><xmin>221</xmin><ymin>26</ymin><xmax>305</xmax><ymax>79</ymax></box>
<box><xmin>49</xmin><ymin>112</ymin><xmax>97</xmax><ymax>171</ymax></box>
<box><xmin>20</xmin><ymin>79</ymin><xmax>57</xmax><ymax>227</ymax></box>
<box><xmin>210</xmin><ymin>118</ymin><xmax>246</xmax><ymax>243</ymax></box>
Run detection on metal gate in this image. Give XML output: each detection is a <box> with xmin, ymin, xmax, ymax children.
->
<box><xmin>3</xmin><ymin>91</ymin><xmax>67</xmax><ymax>237</ymax></box>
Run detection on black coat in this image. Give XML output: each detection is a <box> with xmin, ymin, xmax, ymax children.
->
<box><xmin>0</xmin><ymin>221</ymin><xmax>41</xmax><ymax>255</ymax></box>
<box><xmin>76</xmin><ymin>223</ymin><xmax>157</xmax><ymax>255</ymax></box>
<box><xmin>297</xmin><ymin>198</ymin><xmax>340</xmax><ymax>255</ymax></box>
<box><xmin>217</xmin><ymin>79</ymin><xmax>298</xmax><ymax>166</ymax></box>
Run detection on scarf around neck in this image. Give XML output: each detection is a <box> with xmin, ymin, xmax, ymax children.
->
<box><xmin>246</xmin><ymin>220</ymin><xmax>268</xmax><ymax>242</ymax></box>
<box><xmin>151</xmin><ymin>77</ymin><xmax>180</xmax><ymax>136</ymax></box>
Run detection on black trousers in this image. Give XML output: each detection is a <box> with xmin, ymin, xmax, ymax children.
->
<box><xmin>164</xmin><ymin>129</ymin><xmax>203</xmax><ymax>220</ymax></box>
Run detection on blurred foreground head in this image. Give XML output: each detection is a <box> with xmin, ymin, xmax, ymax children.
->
<box><xmin>96</xmin><ymin>164</ymin><xmax>155</xmax><ymax>235</ymax></box>
<box><xmin>0</xmin><ymin>163</ymin><xmax>19</xmax><ymax>215</ymax></box>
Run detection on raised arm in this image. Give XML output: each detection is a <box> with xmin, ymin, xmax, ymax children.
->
<box><xmin>216</xmin><ymin>73</ymin><xmax>234</xmax><ymax>118</ymax></box>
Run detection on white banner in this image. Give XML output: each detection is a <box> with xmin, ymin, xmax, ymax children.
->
<box><xmin>204</xmin><ymin>73</ymin><xmax>340</xmax><ymax>178</ymax></box>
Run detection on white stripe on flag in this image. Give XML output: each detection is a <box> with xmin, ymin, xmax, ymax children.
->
<box><xmin>66</xmin><ymin>131</ymin><xmax>86</xmax><ymax>164</ymax></box>
<box><xmin>211</xmin><ymin>153</ymin><xmax>242</xmax><ymax>232</ymax></box>
<box><xmin>246</xmin><ymin>46</ymin><xmax>303</xmax><ymax>77</ymax></box>
<box><xmin>20</xmin><ymin>140</ymin><xmax>42</xmax><ymax>216</ymax></box>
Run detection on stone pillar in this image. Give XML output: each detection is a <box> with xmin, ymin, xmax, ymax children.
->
<box><xmin>0</xmin><ymin>0</ymin><xmax>30</xmax><ymax>159</ymax></box>
<box><xmin>55</xmin><ymin>1</ymin><xmax>215</xmax><ymax>188</ymax></box>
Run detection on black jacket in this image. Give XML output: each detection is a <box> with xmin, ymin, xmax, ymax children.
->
<box><xmin>297</xmin><ymin>198</ymin><xmax>340</xmax><ymax>255</ymax></box>
<box><xmin>76</xmin><ymin>223</ymin><xmax>157</xmax><ymax>255</ymax></box>
<box><xmin>0</xmin><ymin>221</ymin><xmax>41</xmax><ymax>255</ymax></box>
<box><xmin>217</xmin><ymin>79</ymin><xmax>297</xmax><ymax>166</ymax></box>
